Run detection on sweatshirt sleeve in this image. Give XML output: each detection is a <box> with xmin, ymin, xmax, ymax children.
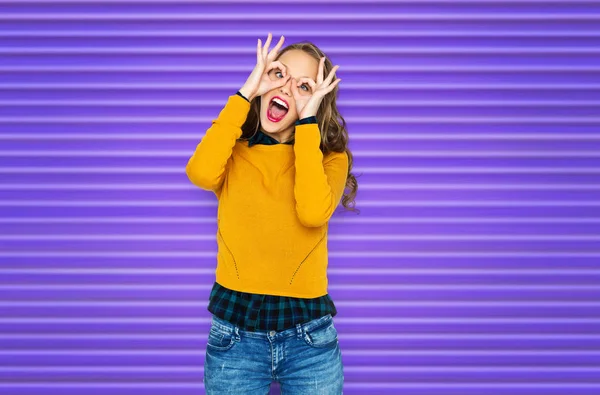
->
<box><xmin>293</xmin><ymin>123</ymin><xmax>349</xmax><ymax>227</ymax></box>
<box><xmin>185</xmin><ymin>94</ymin><xmax>250</xmax><ymax>196</ymax></box>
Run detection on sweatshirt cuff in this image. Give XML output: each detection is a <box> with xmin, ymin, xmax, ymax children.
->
<box><xmin>236</xmin><ymin>90</ymin><xmax>250</xmax><ymax>102</ymax></box>
<box><xmin>295</xmin><ymin>115</ymin><xmax>318</xmax><ymax>126</ymax></box>
<box><xmin>294</xmin><ymin>122</ymin><xmax>322</xmax><ymax>150</ymax></box>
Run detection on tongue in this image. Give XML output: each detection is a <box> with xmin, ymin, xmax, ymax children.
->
<box><xmin>270</xmin><ymin>103</ymin><xmax>287</xmax><ymax>119</ymax></box>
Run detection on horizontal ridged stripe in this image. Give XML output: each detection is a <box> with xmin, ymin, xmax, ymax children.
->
<box><xmin>1</xmin><ymin>217</ymin><xmax>599</xmax><ymax>223</ymax></box>
<box><xmin>1</xmin><ymin>252</ymin><xmax>599</xmax><ymax>258</ymax></box>
<box><xmin>5</xmin><ymin>0</ymin><xmax>600</xmax><ymax>3</ymax></box>
<box><xmin>6</xmin><ymin>0</ymin><xmax>600</xmax><ymax>3</ymax></box>
<box><xmin>3</xmin><ymin>132</ymin><xmax>600</xmax><ymax>139</ymax></box>
<box><xmin>4</xmin><ymin>46</ymin><xmax>600</xmax><ymax>53</ymax></box>
<box><xmin>2</xmin><ymin>318</ymin><xmax>600</xmax><ymax>323</ymax></box>
<box><xmin>5</xmin><ymin>31</ymin><xmax>600</xmax><ymax>38</ymax></box>
<box><xmin>1</xmin><ymin>117</ymin><xmax>596</xmax><ymax>124</ymax></box>
<box><xmin>0</xmin><ymin>301</ymin><xmax>600</xmax><ymax>309</ymax></box>
<box><xmin>1</xmin><ymin>200</ymin><xmax>600</xmax><ymax>206</ymax></box>
<box><xmin>2</xmin><ymin>268</ymin><xmax>600</xmax><ymax>275</ymax></box>
<box><xmin>3</xmin><ymin>335</ymin><xmax>600</xmax><ymax>340</ymax></box>
<box><xmin>2</xmin><ymin>150</ymin><xmax>599</xmax><ymax>156</ymax></box>
<box><xmin>4</xmin><ymin>100</ymin><xmax>600</xmax><ymax>106</ymax></box>
<box><xmin>0</xmin><ymin>383</ymin><xmax>595</xmax><ymax>390</ymax></box>
<box><xmin>2</xmin><ymin>166</ymin><xmax>599</xmax><ymax>173</ymax></box>
<box><xmin>3</xmin><ymin>83</ymin><xmax>600</xmax><ymax>89</ymax></box>
<box><xmin>0</xmin><ymin>366</ymin><xmax>598</xmax><ymax>372</ymax></box>
<box><xmin>2</xmin><ymin>234</ymin><xmax>598</xmax><ymax>241</ymax></box>
<box><xmin>1</xmin><ymin>183</ymin><xmax>598</xmax><ymax>190</ymax></box>
<box><xmin>3</xmin><ymin>13</ymin><xmax>600</xmax><ymax>20</ymax></box>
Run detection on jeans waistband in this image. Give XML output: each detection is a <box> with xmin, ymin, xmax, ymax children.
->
<box><xmin>211</xmin><ymin>313</ymin><xmax>333</xmax><ymax>341</ymax></box>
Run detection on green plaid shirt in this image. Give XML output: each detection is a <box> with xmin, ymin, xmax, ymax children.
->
<box><xmin>206</xmin><ymin>92</ymin><xmax>338</xmax><ymax>332</ymax></box>
<box><xmin>207</xmin><ymin>282</ymin><xmax>338</xmax><ymax>332</ymax></box>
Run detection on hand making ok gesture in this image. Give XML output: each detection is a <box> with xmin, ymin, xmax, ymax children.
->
<box><xmin>239</xmin><ymin>32</ymin><xmax>291</xmax><ymax>101</ymax></box>
<box><xmin>290</xmin><ymin>56</ymin><xmax>341</xmax><ymax>120</ymax></box>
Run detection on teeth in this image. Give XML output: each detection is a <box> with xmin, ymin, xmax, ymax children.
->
<box><xmin>272</xmin><ymin>97</ymin><xmax>288</xmax><ymax>110</ymax></box>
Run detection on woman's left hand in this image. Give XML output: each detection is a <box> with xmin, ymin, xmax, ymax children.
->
<box><xmin>291</xmin><ymin>57</ymin><xmax>341</xmax><ymax>119</ymax></box>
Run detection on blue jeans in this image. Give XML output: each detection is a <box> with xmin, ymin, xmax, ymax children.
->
<box><xmin>203</xmin><ymin>313</ymin><xmax>344</xmax><ymax>394</ymax></box>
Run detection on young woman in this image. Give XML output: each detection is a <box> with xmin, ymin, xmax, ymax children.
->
<box><xmin>186</xmin><ymin>33</ymin><xmax>358</xmax><ymax>395</ymax></box>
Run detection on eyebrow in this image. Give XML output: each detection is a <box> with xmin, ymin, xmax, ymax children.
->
<box><xmin>279</xmin><ymin>62</ymin><xmax>310</xmax><ymax>80</ymax></box>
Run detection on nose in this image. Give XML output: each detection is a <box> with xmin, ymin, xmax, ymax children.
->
<box><xmin>279</xmin><ymin>77</ymin><xmax>293</xmax><ymax>97</ymax></box>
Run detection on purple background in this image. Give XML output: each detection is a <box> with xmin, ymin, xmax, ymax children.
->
<box><xmin>1</xmin><ymin>1</ymin><xmax>600</xmax><ymax>394</ymax></box>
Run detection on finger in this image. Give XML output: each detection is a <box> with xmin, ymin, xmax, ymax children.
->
<box><xmin>279</xmin><ymin>74</ymin><xmax>291</xmax><ymax>87</ymax></box>
<box><xmin>317</xmin><ymin>56</ymin><xmax>326</xmax><ymax>85</ymax></box>
<box><xmin>269</xmin><ymin>35</ymin><xmax>285</xmax><ymax>57</ymax></box>
<box><xmin>262</xmin><ymin>32</ymin><xmax>273</xmax><ymax>59</ymax></box>
<box><xmin>296</xmin><ymin>77</ymin><xmax>317</xmax><ymax>92</ymax></box>
<box><xmin>323</xmin><ymin>65</ymin><xmax>340</xmax><ymax>86</ymax></box>
<box><xmin>290</xmin><ymin>78</ymin><xmax>300</xmax><ymax>97</ymax></box>
<box><xmin>275</xmin><ymin>73</ymin><xmax>290</xmax><ymax>86</ymax></box>
<box><xmin>323</xmin><ymin>78</ymin><xmax>341</xmax><ymax>94</ymax></box>
<box><xmin>266</xmin><ymin>60</ymin><xmax>286</xmax><ymax>76</ymax></box>
<box><xmin>257</xmin><ymin>39</ymin><xmax>262</xmax><ymax>62</ymax></box>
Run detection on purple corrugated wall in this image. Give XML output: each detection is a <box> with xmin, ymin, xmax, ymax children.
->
<box><xmin>1</xmin><ymin>1</ymin><xmax>600</xmax><ymax>394</ymax></box>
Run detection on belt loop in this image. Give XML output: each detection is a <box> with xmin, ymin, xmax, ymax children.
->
<box><xmin>296</xmin><ymin>323</ymin><xmax>303</xmax><ymax>340</ymax></box>
<box><xmin>233</xmin><ymin>324</ymin><xmax>240</xmax><ymax>341</ymax></box>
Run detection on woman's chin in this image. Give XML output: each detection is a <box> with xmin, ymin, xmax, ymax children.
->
<box><xmin>261</xmin><ymin>115</ymin><xmax>290</xmax><ymax>131</ymax></box>
<box><xmin>262</xmin><ymin>125</ymin><xmax>283</xmax><ymax>134</ymax></box>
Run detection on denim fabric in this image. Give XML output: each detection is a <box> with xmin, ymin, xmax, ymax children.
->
<box><xmin>203</xmin><ymin>313</ymin><xmax>344</xmax><ymax>394</ymax></box>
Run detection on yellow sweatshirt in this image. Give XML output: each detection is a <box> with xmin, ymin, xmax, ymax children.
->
<box><xmin>185</xmin><ymin>94</ymin><xmax>349</xmax><ymax>298</ymax></box>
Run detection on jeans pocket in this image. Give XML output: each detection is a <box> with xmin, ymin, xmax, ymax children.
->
<box><xmin>303</xmin><ymin>316</ymin><xmax>339</xmax><ymax>349</ymax></box>
<box><xmin>207</xmin><ymin>317</ymin><xmax>236</xmax><ymax>351</ymax></box>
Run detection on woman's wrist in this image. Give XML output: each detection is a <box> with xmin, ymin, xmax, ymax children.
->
<box><xmin>238</xmin><ymin>87</ymin><xmax>255</xmax><ymax>102</ymax></box>
<box><xmin>236</xmin><ymin>90</ymin><xmax>250</xmax><ymax>102</ymax></box>
<box><xmin>295</xmin><ymin>115</ymin><xmax>318</xmax><ymax>125</ymax></box>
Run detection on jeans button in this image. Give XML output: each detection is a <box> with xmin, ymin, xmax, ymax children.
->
<box><xmin>269</xmin><ymin>330</ymin><xmax>276</xmax><ymax>336</ymax></box>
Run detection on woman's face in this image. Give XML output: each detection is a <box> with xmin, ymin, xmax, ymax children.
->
<box><xmin>259</xmin><ymin>50</ymin><xmax>319</xmax><ymax>138</ymax></box>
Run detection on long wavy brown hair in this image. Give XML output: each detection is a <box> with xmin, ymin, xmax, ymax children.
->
<box><xmin>238</xmin><ymin>41</ymin><xmax>359</xmax><ymax>214</ymax></box>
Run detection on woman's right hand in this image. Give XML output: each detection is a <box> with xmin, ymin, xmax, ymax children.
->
<box><xmin>239</xmin><ymin>33</ymin><xmax>291</xmax><ymax>101</ymax></box>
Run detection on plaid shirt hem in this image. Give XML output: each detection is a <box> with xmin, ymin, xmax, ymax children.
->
<box><xmin>207</xmin><ymin>281</ymin><xmax>338</xmax><ymax>332</ymax></box>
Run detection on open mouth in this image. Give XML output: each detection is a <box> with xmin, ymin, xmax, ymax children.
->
<box><xmin>267</xmin><ymin>96</ymin><xmax>289</xmax><ymax>123</ymax></box>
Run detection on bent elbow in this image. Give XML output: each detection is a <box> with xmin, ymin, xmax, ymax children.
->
<box><xmin>185</xmin><ymin>161</ymin><xmax>220</xmax><ymax>191</ymax></box>
<box><xmin>296</xmin><ymin>207</ymin><xmax>331</xmax><ymax>228</ymax></box>
<box><xmin>298</xmin><ymin>215</ymin><xmax>327</xmax><ymax>228</ymax></box>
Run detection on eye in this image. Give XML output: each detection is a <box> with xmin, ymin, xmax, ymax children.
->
<box><xmin>275</xmin><ymin>70</ymin><xmax>284</xmax><ymax>78</ymax></box>
<box><xmin>301</xmin><ymin>84</ymin><xmax>309</xmax><ymax>92</ymax></box>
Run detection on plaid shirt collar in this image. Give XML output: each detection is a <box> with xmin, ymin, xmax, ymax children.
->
<box><xmin>248</xmin><ymin>130</ymin><xmax>294</xmax><ymax>147</ymax></box>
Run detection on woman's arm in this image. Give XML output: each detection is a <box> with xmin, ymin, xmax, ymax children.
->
<box><xmin>293</xmin><ymin>123</ymin><xmax>349</xmax><ymax>227</ymax></box>
<box><xmin>186</xmin><ymin>34</ymin><xmax>290</xmax><ymax>197</ymax></box>
<box><xmin>185</xmin><ymin>93</ymin><xmax>250</xmax><ymax>195</ymax></box>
